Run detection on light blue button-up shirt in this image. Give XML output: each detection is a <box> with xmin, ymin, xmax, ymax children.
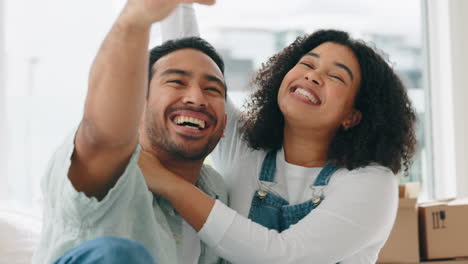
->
<box><xmin>33</xmin><ymin>129</ymin><xmax>227</xmax><ymax>264</ymax></box>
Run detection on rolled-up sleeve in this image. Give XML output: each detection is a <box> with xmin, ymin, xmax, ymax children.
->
<box><xmin>160</xmin><ymin>3</ymin><xmax>200</xmax><ymax>41</ymax></box>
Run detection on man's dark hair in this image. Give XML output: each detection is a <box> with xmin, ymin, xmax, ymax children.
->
<box><xmin>241</xmin><ymin>29</ymin><xmax>417</xmax><ymax>174</ymax></box>
<box><xmin>147</xmin><ymin>37</ymin><xmax>225</xmax><ymax>97</ymax></box>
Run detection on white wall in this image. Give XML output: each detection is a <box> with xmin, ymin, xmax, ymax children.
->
<box><xmin>426</xmin><ymin>0</ymin><xmax>468</xmax><ymax>199</ymax></box>
<box><xmin>0</xmin><ymin>0</ymin><xmax>9</xmax><ymax>199</ymax></box>
<box><xmin>449</xmin><ymin>0</ymin><xmax>468</xmax><ymax>198</ymax></box>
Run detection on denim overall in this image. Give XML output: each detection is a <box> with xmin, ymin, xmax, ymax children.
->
<box><xmin>248</xmin><ymin>150</ymin><xmax>339</xmax><ymax>232</ymax></box>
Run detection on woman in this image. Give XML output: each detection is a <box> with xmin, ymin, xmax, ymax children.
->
<box><xmin>139</xmin><ymin>5</ymin><xmax>416</xmax><ymax>264</ymax></box>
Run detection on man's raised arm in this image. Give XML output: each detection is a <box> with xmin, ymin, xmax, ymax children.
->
<box><xmin>69</xmin><ymin>0</ymin><xmax>213</xmax><ymax>200</ymax></box>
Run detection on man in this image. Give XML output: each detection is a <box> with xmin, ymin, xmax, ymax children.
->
<box><xmin>32</xmin><ymin>0</ymin><xmax>228</xmax><ymax>263</ymax></box>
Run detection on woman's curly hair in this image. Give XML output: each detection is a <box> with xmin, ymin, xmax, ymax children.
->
<box><xmin>241</xmin><ymin>29</ymin><xmax>417</xmax><ymax>174</ymax></box>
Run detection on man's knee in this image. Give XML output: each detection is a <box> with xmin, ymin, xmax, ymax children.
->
<box><xmin>55</xmin><ymin>236</ymin><xmax>155</xmax><ymax>264</ymax></box>
<box><xmin>92</xmin><ymin>236</ymin><xmax>154</xmax><ymax>261</ymax></box>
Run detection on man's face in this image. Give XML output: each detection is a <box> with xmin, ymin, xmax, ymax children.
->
<box><xmin>144</xmin><ymin>48</ymin><xmax>226</xmax><ymax>161</ymax></box>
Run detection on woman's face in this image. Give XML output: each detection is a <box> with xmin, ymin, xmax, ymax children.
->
<box><xmin>277</xmin><ymin>41</ymin><xmax>362</xmax><ymax>133</ymax></box>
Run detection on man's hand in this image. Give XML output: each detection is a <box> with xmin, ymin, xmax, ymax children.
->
<box><xmin>121</xmin><ymin>0</ymin><xmax>215</xmax><ymax>27</ymax></box>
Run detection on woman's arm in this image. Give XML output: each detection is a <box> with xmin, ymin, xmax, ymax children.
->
<box><xmin>160</xmin><ymin>3</ymin><xmax>200</xmax><ymax>40</ymax></box>
<box><xmin>139</xmin><ymin>148</ymin><xmax>214</xmax><ymax>231</ymax></box>
<box><xmin>140</xmin><ymin>152</ymin><xmax>398</xmax><ymax>263</ymax></box>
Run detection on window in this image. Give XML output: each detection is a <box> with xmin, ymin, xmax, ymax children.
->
<box><xmin>3</xmin><ymin>0</ymin><xmax>122</xmax><ymax>205</ymax></box>
<box><xmin>2</xmin><ymin>0</ymin><xmax>433</xmax><ymax>205</ymax></box>
<box><xmin>196</xmin><ymin>0</ymin><xmax>432</xmax><ymax>199</ymax></box>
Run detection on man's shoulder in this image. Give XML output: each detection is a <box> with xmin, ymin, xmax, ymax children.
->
<box><xmin>199</xmin><ymin>164</ymin><xmax>228</xmax><ymax>203</ymax></box>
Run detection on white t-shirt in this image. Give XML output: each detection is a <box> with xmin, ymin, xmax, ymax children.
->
<box><xmin>198</xmin><ymin>97</ymin><xmax>398</xmax><ymax>264</ymax></box>
<box><xmin>162</xmin><ymin>6</ymin><xmax>398</xmax><ymax>264</ymax></box>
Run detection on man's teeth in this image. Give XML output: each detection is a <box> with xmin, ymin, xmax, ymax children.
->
<box><xmin>295</xmin><ymin>88</ymin><xmax>320</xmax><ymax>104</ymax></box>
<box><xmin>184</xmin><ymin>125</ymin><xmax>198</xmax><ymax>130</ymax></box>
<box><xmin>174</xmin><ymin>116</ymin><xmax>206</xmax><ymax>129</ymax></box>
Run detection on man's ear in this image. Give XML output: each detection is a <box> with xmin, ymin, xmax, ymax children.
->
<box><xmin>222</xmin><ymin>114</ymin><xmax>227</xmax><ymax>138</ymax></box>
<box><xmin>342</xmin><ymin>109</ymin><xmax>362</xmax><ymax>130</ymax></box>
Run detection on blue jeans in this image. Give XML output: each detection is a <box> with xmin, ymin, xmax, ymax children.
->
<box><xmin>53</xmin><ymin>236</ymin><xmax>156</xmax><ymax>264</ymax></box>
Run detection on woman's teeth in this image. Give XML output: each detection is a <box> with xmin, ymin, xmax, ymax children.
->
<box><xmin>294</xmin><ymin>88</ymin><xmax>320</xmax><ymax>104</ymax></box>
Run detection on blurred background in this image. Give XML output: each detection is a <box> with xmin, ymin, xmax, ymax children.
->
<box><xmin>0</xmin><ymin>0</ymin><xmax>467</xmax><ymax>207</ymax></box>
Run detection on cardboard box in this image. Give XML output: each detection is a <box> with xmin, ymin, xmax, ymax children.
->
<box><xmin>384</xmin><ymin>257</ymin><xmax>468</xmax><ymax>264</ymax></box>
<box><xmin>419</xmin><ymin>198</ymin><xmax>468</xmax><ymax>260</ymax></box>
<box><xmin>420</xmin><ymin>259</ymin><xmax>468</xmax><ymax>264</ymax></box>
<box><xmin>378</xmin><ymin>183</ymin><xmax>420</xmax><ymax>263</ymax></box>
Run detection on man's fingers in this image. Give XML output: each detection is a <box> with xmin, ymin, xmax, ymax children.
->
<box><xmin>180</xmin><ymin>0</ymin><xmax>216</xmax><ymax>6</ymax></box>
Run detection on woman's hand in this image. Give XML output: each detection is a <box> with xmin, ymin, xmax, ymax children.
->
<box><xmin>138</xmin><ymin>147</ymin><xmax>183</xmax><ymax>197</ymax></box>
<box><xmin>138</xmin><ymin>147</ymin><xmax>215</xmax><ymax>231</ymax></box>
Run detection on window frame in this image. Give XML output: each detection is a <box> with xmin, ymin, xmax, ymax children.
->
<box><xmin>424</xmin><ymin>0</ymin><xmax>468</xmax><ymax>200</ymax></box>
<box><xmin>0</xmin><ymin>0</ymin><xmax>9</xmax><ymax>200</ymax></box>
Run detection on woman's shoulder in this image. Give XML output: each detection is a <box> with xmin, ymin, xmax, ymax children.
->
<box><xmin>331</xmin><ymin>163</ymin><xmax>397</xmax><ymax>191</ymax></box>
<box><xmin>325</xmin><ymin>164</ymin><xmax>398</xmax><ymax>219</ymax></box>
<box><xmin>337</xmin><ymin>163</ymin><xmax>394</xmax><ymax>179</ymax></box>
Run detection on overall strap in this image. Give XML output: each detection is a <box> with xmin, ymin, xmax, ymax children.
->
<box><xmin>313</xmin><ymin>161</ymin><xmax>339</xmax><ymax>186</ymax></box>
<box><xmin>258</xmin><ymin>150</ymin><xmax>277</xmax><ymax>182</ymax></box>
